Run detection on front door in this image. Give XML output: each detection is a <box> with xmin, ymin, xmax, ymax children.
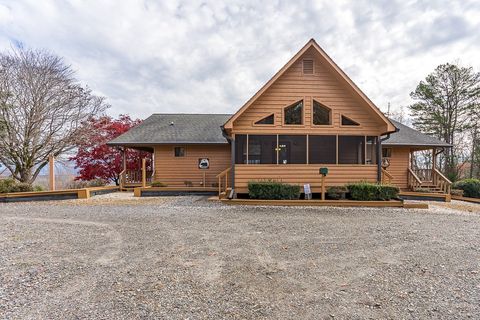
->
<box><xmin>278</xmin><ymin>141</ymin><xmax>290</xmax><ymax>164</ymax></box>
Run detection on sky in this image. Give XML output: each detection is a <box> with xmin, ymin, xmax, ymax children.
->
<box><xmin>0</xmin><ymin>0</ymin><xmax>479</xmax><ymax>120</ymax></box>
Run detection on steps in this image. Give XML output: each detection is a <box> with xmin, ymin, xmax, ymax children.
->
<box><xmin>412</xmin><ymin>184</ymin><xmax>445</xmax><ymax>194</ymax></box>
<box><xmin>219</xmin><ymin>188</ymin><xmax>232</xmax><ymax>199</ymax></box>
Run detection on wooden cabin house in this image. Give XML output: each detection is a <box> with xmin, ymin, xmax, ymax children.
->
<box><xmin>108</xmin><ymin>39</ymin><xmax>452</xmax><ymax>198</ymax></box>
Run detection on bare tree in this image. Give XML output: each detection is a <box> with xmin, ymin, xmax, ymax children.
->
<box><xmin>0</xmin><ymin>47</ymin><xmax>109</xmax><ymax>184</ymax></box>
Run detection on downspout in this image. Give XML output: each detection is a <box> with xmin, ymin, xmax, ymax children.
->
<box><xmin>377</xmin><ymin>127</ymin><xmax>398</xmax><ymax>182</ymax></box>
<box><xmin>221</xmin><ymin>125</ymin><xmax>235</xmax><ymax>199</ymax></box>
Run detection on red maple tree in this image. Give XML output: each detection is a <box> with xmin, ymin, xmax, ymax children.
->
<box><xmin>71</xmin><ymin>115</ymin><xmax>151</xmax><ymax>185</ymax></box>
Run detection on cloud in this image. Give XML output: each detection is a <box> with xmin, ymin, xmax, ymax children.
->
<box><xmin>0</xmin><ymin>0</ymin><xmax>479</xmax><ymax>119</ymax></box>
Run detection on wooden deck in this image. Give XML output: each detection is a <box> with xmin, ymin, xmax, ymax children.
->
<box><xmin>399</xmin><ymin>191</ymin><xmax>451</xmax><ymax>202</ymax></box>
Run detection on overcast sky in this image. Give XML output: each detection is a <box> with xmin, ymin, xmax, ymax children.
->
<box><xmin>1</xmin><ymin>0</ymin><xmax>479</xmax><ymax>119</ymax></box>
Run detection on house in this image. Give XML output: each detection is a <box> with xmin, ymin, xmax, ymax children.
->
<box><xmin>108</xmin><ymin>39</ymin><xmax>451</xmax><ymax>198</ymax></box>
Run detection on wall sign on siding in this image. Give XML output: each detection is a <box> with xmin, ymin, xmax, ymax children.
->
<box><xmin>198</xmin><ymin>158</ymin><xmax>210</xmax><ymax>169</ymax></box>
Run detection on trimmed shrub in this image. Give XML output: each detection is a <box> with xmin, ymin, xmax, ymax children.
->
<box><xmin>67</xmin><ymin>178</ymin><xmax>107</xmax><ymax>189</ymax></box>
<box><xmin>326</xmin><ymin>186</ymin><xmax>348</xmax><ymax>200</ymax></box>
<box><xmin>450</xmin><ymin>189</ymin><xmax>464</xmax><ymax>197</ymax></box>
<box><xmin>0</xmin><ymin>179</ymin><xmax>34</xmax><ymax>193</ymax></box>
<box><xmin>151</xmin><ymin>181</ymin><xmax>167</xmax><ymax>187</ymax></box>
<box><xmin>248</xmin><ymin>180</ymin><xmax>301</xmax><ymax>200</ymax></box>
<box><xmin>346</xmin><ymin>182</ymin><xmax>399</xmax><ymax>201</ymax></box>
<box><xmin>452</xmin><ymin>179</ymin><xmax>480</xmax><ymax>198</ymax></box>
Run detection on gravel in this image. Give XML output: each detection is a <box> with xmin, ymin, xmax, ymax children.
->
<box><xmin>0</xmin><ymin>194</ymin><xmax>479</xmax><ymax>319</ymax></box>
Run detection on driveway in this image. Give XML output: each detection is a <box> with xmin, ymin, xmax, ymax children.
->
<box><xmin>1</xmin><ymin>194</ymin><xmax>479</xmax><ymax>319</ymax></box>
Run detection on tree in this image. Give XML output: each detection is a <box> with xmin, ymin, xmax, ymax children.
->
<box><xmin>0</xmin><ymin>47</ymin><xmax>108</xmax><ymax>184</ymax></box>
<box><xmin>71</xmin><ymin>115</ymin><xmax>151</xmax><ymax>185</ymax></box>
<box><xmin>409</xmin><ymin>63</ymin><xmax>480</xmax><ymax>180</ymax></box>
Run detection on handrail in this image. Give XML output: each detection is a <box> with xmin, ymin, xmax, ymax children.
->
<box><xmin>432</xmin><ymin>168</ymin><xmax>452</xmax><ymax>194</ymax></box>
<box><xmin>408</xmin><ymin>168</ymin><xmax>422</xmax><ymax>191</ymax></box>
<box><xmin>381</xmin><ymin>168</ymin><xmax>394</xmax><ymax>184</ymax></box>
<box><xmin>119</xmin><ymin>168</ymin><xmax>126</xmax><ymax>190</ymax></box>
<box><xmin>216</xmin><ymin>167</ymin><xmax>231</xmax><ymax>197</ymax></box>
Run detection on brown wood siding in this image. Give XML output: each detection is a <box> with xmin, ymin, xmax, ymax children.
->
<box><xmin>234</xmin><ymin>164</ymin><xmax>377</xmax><ymax>193</ymax></box>
<box><xmin>385</xmin><ymin>147</ymin><xmax>410</xmax><ymax>190</ymax></box>
<box><xmin>232</xmin><ymin>47</ymin><xmax>387</xmax><ymax>135</ymax></box>
<box><xmin>154</xmin><ymin>145</ymin><xmax>231</xmax><ymax>187</ymax></box>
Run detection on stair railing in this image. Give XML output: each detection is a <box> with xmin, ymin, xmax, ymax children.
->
<box><xmin>408</xmin><ymin>168</ymin><xmax>422</xmax><ymax>191</ymax></box>
<box><xmin>381</xmin><ymin>168</ymin><xmax>394</xmax><ymax>184</ymax></box>
<box><xmin>216</xmin><ymin>167</ymin><xmax>231</xmax><ymax>197</ymax></box>
<box><xmin>432</xmin><ymin>168</ymin><xmax>452</xmax><ymax>194</ymax></box>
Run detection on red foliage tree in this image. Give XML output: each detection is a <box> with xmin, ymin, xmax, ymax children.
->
<box><xmin>70</xmin><ymin>115</ymin><xmax>151</xmax><ymax>185</ymax></box>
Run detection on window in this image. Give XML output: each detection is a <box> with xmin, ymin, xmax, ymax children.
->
<box><xmin>284</xmin><ymin>100</ymin><xmax>303</xmax><ymax>125</ymax></box>
<box><xmin>366</xmin><ymin>136</ymin><xmax>377</xmax><ymax>164</ymax></box>
<box><xmin>338</xmin><ymin>136</ymin><xmax>365</xmax><ymax>164</ymax></box>
<box><xmin>313</xmin><ymin>100</ymin><xmax>331</xmax><ymax>125</ymax></box>
<box><xmin>303</xmin><ymin>59</ymin><xmax>314</xmax><ymax>74</ymax></box>
<box><xmin>341</xmin><ymin>115</ymin><xmax>360</xmax><ymax>126</ymax></box>
<box><xmin>248</xmin><ymin>135</ymin><xmax>277</xmax><ymax>164</ymax></box>
<box><xmin>254</xmin><ymin>114</ymin><xmax>274</xmax><ymax>125</ymax></box>
<box><xmin>309</xmin><ymin>135</ymin><xmax>336</xmax><ymax>164</ymax></box>
<box><xmin>174</xmin><ymin>146</ymin><xmax>185</xmax><ymax>157</ymax></box>
<box><xmin>235</xmin><ymin>135</ymin><xmax>247</xmax><ymax>164</ymax></box>
<box><xmin>382</xmin><ymin>148</ymin><xmax>392</xmax><ymax>158</ymax></box>
<box><xmin>278</xmin><ymin>135</ymin><xmax>307</xmax><ymax>164</ymax></box>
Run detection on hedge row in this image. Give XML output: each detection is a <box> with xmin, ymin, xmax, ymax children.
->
<box><xmin>0</xmin><ymin>179</ymin><xmax>34</xmax><ymax>193</ymax></box>
<box><xmin>247</xmin><ymin>180</ymin><xmax>399</xmax><ymax>201</ymax></box>
<box><xmin>452</xmin><ymin>179</ymin><xmax>480</xmax><ymax>198</ymax></box>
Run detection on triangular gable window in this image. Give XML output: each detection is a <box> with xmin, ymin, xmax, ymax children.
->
<box><xmin>341</xmin><ymin>115</ymin><xmax>360</xmax><ymax>126</ymax></box>
<box><xmin>254</xmin><ymin>114</ymin><xmax>274</xmax><ymax>125</ymax></box>
<box><xmin>284</xmin><ymin>100</ymin><xmax>303</xmax><ymax>125</ymax></box>
<box><xmin>313</xmin><ymin>100</ymin><xmax>331</xmax><ymax>125</ymax></box>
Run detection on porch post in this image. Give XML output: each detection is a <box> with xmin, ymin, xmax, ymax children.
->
<box><xmin>49</xmin><ymin>154</ymin><xmax>55</xmax><ymax>191</ymax></box>
<box><xmin>141</xmin><ymin>158</ymin><xmax>146</xmax><ymax>188</ymax></box>
<box><xmin>230</xmin><ymin>135</ymin><xmax>235</xmax><ymax>198</ymax></box>
<box><xmin>376</xmin><ymin>137</ymin><xmax>382</xmax><ymax>182</ymax></box>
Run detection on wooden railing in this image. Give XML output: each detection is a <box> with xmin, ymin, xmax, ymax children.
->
<box><xmin>408</xmin><ymin>168</ymin><xmax>423</xmax><ymax>191</ymax></box>
<box><xmin>381</xmin><ymin>168</ymin><xmax>394</xmax><ymax>184</ymax></box>
<box><xmin>124</xmin><ymin>169</ymin><xmax>153</xmax><ymax>184</ymax></box>
<box><xmin>413</xmin><ymin>168</ymin><xmax>433</xmax><ymax>182</ymax></box>
<box><xmin>216</xmin><ymin>167</ymin><xmax>231</xmax><ymax>197</ymax></box>
<box><xmin>432</xmin><ymin>168</ymin><xmax>452</xmax><ymax>194</ymax></box>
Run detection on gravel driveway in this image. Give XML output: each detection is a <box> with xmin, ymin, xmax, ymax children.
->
<box><xmin>1</xmin><ymin>194</ymin><xmax>479</xmax><ymax>319</ymax></box>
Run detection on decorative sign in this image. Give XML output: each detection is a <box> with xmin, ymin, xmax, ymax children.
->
<box><xmin>319</xmin><ymin>167</ymin><xmax>329</xmax><ymax>176</ymax></box>
<box><xmin>304</xmin><ymin>184</ymin><xmax>312</xmax><ymax>200</ymax></box>
<box><xmin>198</xmin><ymin>158</ymin><xmax>210</xmax><ymax>169</ymax></box>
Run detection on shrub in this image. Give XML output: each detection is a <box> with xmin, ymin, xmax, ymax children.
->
<box><xmin>248</xmin><ymin>180</ymin><xmax>301</xmax><ymax>200</ymax></box>
<box><xmin>0</xmin><ymin>178</ymin><xmax>33</xmax><ymax>193</ymax></box>
<box><xmin>33</xmin><ymin>185</ymin><xmax>45</xmax><ymax>192</ymax></box>
<box><xmin>450</xmin><ymin>189</ymin><xmax>464</xmax><ymax>197</ymax></box>
<box><xmin>346</xmin><ymin>182</ymin><xmax>399</xmax><ymax>201</ymax></box>
<box><xmin>452</xmin><ymin>179</ymin><xmax>480</xmax><ymax>198</ymax></box>
<box><xmin>326</xmin><ymin>186</ymin><xmax>348</xmax><ymax>200</ymax></box>
<box><xmin>151</xmin><ymin>181</ymin><xmax>167</xmax><ymax>187</ymax></box>
<box><xmin>67</xmin><ymin>178</ymin><xmax>107</xmax><ymax>189</ymax></box>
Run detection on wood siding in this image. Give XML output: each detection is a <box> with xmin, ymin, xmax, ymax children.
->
<box><xmin>384</xmin><ymin>147</ymin><xmax>410</xmax><ymax>190</ymax></box>
<box><xmin>234</xmin><ymin>164</ymin><xmax>378</xmax><ymax>193</ymax></box>
<box><xmin>231</xmin><ymin>47</ymin><xmax>388</xmax><ymax>136</ymax></box>
<box><xmin>154</xmin><ymin>145</ymin><xmax>231</xmax><ymax>187</ymax></box>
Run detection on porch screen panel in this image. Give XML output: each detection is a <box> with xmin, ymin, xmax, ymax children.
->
<box><xmin>308</xmin><ymin>135</ymin><xmax>336</xmax><ymax>164</ymax></box>
<box><xmin>248</xmin><ymin>135</ymin><xmax>277</xmax><ymax>164</ymax></box>
<box><xmin>338</xmin><ymin>136</ymin><xmax>365</xmax><ymax>164</ymax></box>
<box><xmin>235</xmin><ymin>135</ymin><xmax>247</xmax><ymax>164</ymax></box>
<box><xmin>366</xmin><ymin>136</ymin><xmax>377</xmax><ymax>164</ymax></box>
<box><xmin>278</xmin><ymin>135</ymin><xmax>307</xmax><ymax>164</ymax></box>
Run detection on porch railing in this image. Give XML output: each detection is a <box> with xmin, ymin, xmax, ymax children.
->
<box><xmin>413</xmin><ymin>168</ymin><xmax>433</xmax><ymax>182</ymax></box>
<box><xmin>432</xmin><ymin>168</ymin><xmax>452</xmax><ymax>194</ymax></box>
<box><xmin>408</xmin><ymin>167</ymin><xmax>451</xmax><ymax>194</ymax></box>
<box><xmin>120</xmin><ymin>169</ymin><xmax>153</xmax><ymax>187</ymax></box>
<box><xmin>407</xmin><ymin>168</ymin><xmax>423</xmax><ymax>191</ymax></box>
<box><xmin>216</xmin><ymin>167</ymin><xmax>231</xmax><ymax>198</ymax></box>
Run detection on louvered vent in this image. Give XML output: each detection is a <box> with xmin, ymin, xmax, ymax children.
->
<box><xmin>303</xmin><ymin>59</ymin><xmax>314</xmax><ymax>74</ymax></box>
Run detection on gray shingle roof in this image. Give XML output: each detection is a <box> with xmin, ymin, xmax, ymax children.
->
<box><xmin>107</xmin><ymin>114</ymin><xmax>232</xmax><ymax>145</ymax></box>
<box><xmin>384</xmin><ymin>119</ymin><xmax>452</xmax><ymax>147</ymax></box>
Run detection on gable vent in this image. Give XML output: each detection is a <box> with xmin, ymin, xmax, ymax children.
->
<box><xmin>303</xmin><ymin>59</ymin><xmax>314</xmax><ymax>74</ymax></box>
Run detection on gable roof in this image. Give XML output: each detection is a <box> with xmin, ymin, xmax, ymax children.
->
<box><xmin>383</xmin><ymin>119</ymin><xmax>452</xmax><ymax>148</ymax></box>
<box><xmin>107</xmin><ymin>114</ymin><xmax>231</xmax><ymax>146</ymax></box>
<box><xmin>223</xmin><ymin>39</ymin><xmax>396</xmax><ymax>133</ymax></box>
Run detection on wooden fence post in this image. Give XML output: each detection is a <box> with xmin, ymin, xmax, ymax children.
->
<box><xmin>141</xmin><ymin>158</ymin><xmax>146</xmax><ymax>188</ymax></box>
<box><xmin>49</xmin><ymin>155</ymin><xmax>55</xmax><ymax>191</ymax></box>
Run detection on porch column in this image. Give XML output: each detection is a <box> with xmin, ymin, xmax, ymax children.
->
<box><xmin>49</xmin><ymin>154</ymin><xmax>55</xmax><ymax>191</ymax></box>
<box><xmin>376</xmin><ymin>137</ymin><xmax>382</xmax><ymax>182</ymax></box>
<box><xmin>432</xmin><ymin>148</ymin><xmax>436</xmax><ymax>170</ymax></box>
<box><xmin>230</xmin><ymin>136</ymin><xmax>235</xmax><ymax>198</ymax></box>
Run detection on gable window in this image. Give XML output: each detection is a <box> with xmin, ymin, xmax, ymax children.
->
<box><xmin>313</xmin><ymin>100</ymin><xmax>331</xmax><ymax>125</ymax></box>
<box><xmin>284</xmin><ymin>100</ymin><xmax>303</xmax><ymax>125</ymax></box>
<box><xmin>174</xmin><ymin>146</ymin><xmax>185</xmax><ymax>157</ymax></box>
<box><xmin>303</xmin><ymin>59</ymin><xmax>314</xmax><ymax>74</ymax></box>
<box><xmin>254</xmin><ymin>114</ymin><xmax>274</xmax><ymax>125</ymax></box>
<box><xmin>341</xmin><ymin>115</ymin><xmax>360</xmax><ymax>126</ymax></box>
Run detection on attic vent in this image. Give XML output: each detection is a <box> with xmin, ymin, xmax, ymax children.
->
<box><xmin>303</xmin><ymin>59</ymin><xmax>314</xmax><ymax>74</ymax></box>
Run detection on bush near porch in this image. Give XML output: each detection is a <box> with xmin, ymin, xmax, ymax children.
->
<box><xmin>0</xmin><ymin>179</ymin><xmax>36</xmax><ymax>193</ymax></box>
<box><xmin>347</xmin><ymin>182</ymin><xmax>400</xmax><ymax>201</ymax></box>
<box><xmin>248</xmin><ymin>180</ymin><xmax>301</xmax><ymax>200</ymax></box>
<box><xmin>452</xmin><ymin>179</ymin><xmax>480</xmax><ymax>198</ymax></box>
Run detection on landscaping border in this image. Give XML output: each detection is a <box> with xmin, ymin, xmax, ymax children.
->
<box><xmin>219</xmin><ymin>198</ymin><xmax>423</xmax><ymax>208</ymax></box>
<box><xmin>399</xmin><ymin>191</ymin><xmax>451</xmax><ymax>202</ymax></box>
<box><xmin>134</xmin><ymin>186</ymin><xmax>217</xmax><ymax>197</ymax></box>
<box><xmin>0</xmin><ymin>186</ymin><xmax>119</xmax><ymax>203</ymax></box>
<box><xmin>451</xmin><ymin>195</ymin><xmax>480</xmax><ymax>204</ymax></box>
